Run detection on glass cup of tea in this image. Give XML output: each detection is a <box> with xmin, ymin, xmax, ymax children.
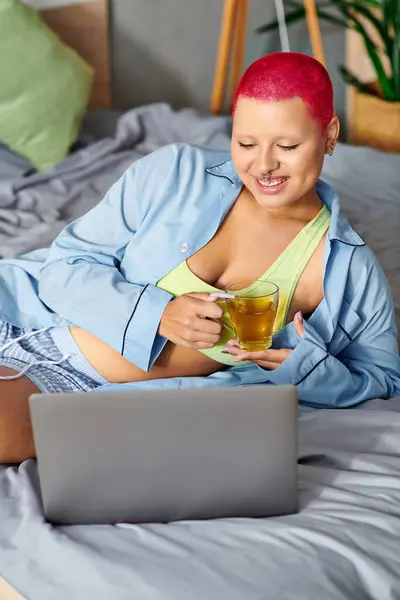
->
<box><xmin>223</xmin><ymin>280</ymin><xmax>279</xmax><ymax>351</ymax></box>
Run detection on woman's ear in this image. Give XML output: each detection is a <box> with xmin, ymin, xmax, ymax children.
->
<box><xmin>325</xmin><ymin>115</ymin><xmax>340</xmax><ymax>155</ymax></box>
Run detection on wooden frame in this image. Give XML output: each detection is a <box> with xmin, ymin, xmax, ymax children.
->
<box><xmin>303</xmin><ymin>0</ymin><xmax>325</xmax><ymax>67</ymax></box>
<box><xmin>210</xmin><ymin>0</ymin><xmax>247</xmax><ymax>115</ymax></box>
<box><xmin>40</xmin><ymin>0</ymin><xmax>111</xmax><ymax>109</ymax></box>
<box><xmin>210</xmin><ymin>0</ymin><xmax>325</xmax><ymax>114</ymax></box>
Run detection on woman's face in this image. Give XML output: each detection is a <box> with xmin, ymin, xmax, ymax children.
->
<box><xmin>231</xmin><ymin>96</ymin><xmax>339</xmax><ymax>211</ymax></box>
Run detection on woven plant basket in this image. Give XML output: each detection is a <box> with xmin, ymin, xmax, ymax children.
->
<box><xmin>350</xmin><ymin>84</ymin><xmax>400</xmax><ymax>153</ymax></box>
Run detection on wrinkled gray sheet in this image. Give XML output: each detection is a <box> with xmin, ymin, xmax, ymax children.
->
<box><xmin>0</xmin><ymin>104</ymin><xmax>232</xmax><ymax>258</ymax></box>
<box><xmin>1</xmin><ymin>399</ymin><xmax>400</xmax><ymax>600</ymax></box>
<box><xmin>1</xmin><ymin>104</ymin><xmax>400</xmax><ymax>599</ymax></box>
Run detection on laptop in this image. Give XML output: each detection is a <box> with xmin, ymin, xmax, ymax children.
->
<box><xmin>29</xmin><ymin>385</ymin><xmax>298</xmax><ymax>525</ymax></box>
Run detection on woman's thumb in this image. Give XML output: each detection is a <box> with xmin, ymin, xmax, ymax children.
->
<box><xmin>294</xmin><ymin>311</ymin><xmax>305</xmax><ymax>337</ymax></box>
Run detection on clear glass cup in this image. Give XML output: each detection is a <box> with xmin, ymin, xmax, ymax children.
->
<box><xmin>223</xmin><ymin>280</ymin><xmax>279</xmax><ymax>351</ymax></box>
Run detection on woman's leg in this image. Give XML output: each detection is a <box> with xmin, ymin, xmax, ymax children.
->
<box><xmin>0</xmin><ymin>367</ymin><xmax>39</xmax><ymax>464</ymax></box>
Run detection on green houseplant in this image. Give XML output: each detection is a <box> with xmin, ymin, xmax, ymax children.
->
<box><xmin>257</xmin><ymin>0</ymin><xmax>400</xmax><ymax>152</ymax></box>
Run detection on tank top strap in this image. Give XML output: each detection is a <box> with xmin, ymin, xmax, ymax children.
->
<box><xmin>262</xmin><ymin>204</ymin><xmax>331</xmax><ymax>281</ymax></box>
<box><xmin>263</xmin><ymin>203</ymin><xmax>331</xmax><ymax>330</ymax></box>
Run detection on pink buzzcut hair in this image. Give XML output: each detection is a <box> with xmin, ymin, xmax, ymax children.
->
<box><xmin>233</xmin><ymin>52</ymin><xmax>334</xmax><ymax>131</ymax></box>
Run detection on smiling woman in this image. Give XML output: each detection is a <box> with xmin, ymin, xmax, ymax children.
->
<box><xmin>0</xmin><ymin>52</ymin><xmax>399</xmax><ymax>464</ymax></box>
<box><xmin>231</xmin><ymin>96</ymin><xmax>338</xmax><ymax>207</ymax></box>
<box><xmin>230</xmin><ymin>53</ymin><xmax>338</xmax><ymax>208</ymax></box>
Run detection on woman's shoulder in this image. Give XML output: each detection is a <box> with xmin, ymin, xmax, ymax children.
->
<box><xmin>122</xmin><ymin>144</ymin><xmax>232</xmax><ymax>211</ymax></box>
<box><xmin>129</xmin><ymin>143</ymin><xmax>231</xmax><ymax>175</ymax></box>
<box><xmin>350</xmin><ymin>242</ymin><xmax>387</xmax><ymax>279</ymax></box>
<box><xmin>347</xmin><ymin>241</ymin><xmax>394</xmax><ymax>310</ymax></box>
<box><xmin>322</xmin><ymin>183</ymin><xmax>390</xmax><ymax>290</ymax></box>
<box><xmin>119</xmin><ymin>143</ymin><xmax>233</xmax><ymax>221</ymax></box>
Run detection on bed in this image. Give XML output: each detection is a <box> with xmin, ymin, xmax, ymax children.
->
<box><xmin>1</xmin><ymin>4</ymin><xmax>400</xmax><ymax>600</ymax></box>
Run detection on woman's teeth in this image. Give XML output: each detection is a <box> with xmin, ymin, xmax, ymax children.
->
<box><xmin>257</xmin><ymin>177</ymin><xmax>288</xmax><ymax>187</ymax></box>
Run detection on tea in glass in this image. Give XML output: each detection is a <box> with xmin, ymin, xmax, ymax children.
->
<box><xmin>225</xmin><ymin>281</ymin><xmax>279</xmax><ymax>351</ymax></box>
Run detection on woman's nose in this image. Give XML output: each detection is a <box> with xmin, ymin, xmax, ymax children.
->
<box><xmin>257</xmin><ymin>150</ymin><xmax>280</xmax><ymax>174</ymax></box>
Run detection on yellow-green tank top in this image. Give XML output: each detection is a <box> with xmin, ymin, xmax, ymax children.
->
<box><xmin>157</xmin><ymin>204</ymin><xmax>331</xmax><ymax>366</ymax></box>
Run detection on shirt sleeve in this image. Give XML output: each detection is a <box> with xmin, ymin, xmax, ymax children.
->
<box><xmin>38</xmin><ymin>146</ymin><xmax>177</xmax><ymax>372</ymax></box>
<box><xmin>259</xmin><ymin>251</ymin><xmax>400</xmax><ymax>407</ymax></box>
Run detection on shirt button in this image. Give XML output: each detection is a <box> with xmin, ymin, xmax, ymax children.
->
<box><xmin>52</xmin><ymin>315</ymin><xmax>64</xmax><ymax>325</ymax></box>
<box><xmin>180</xmin><ymin>242</ymin><xmax>190</xmax><ymax>253</ymax></box>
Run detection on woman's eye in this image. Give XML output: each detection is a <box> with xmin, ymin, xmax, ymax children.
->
<box><xmin>278</xmin><ymin>144</ymin><xmax>299</xmax><ymax>151</ymax></box>
<box><xmin>238</xmin><ymin>142</ymin><xmax>255</xmax><ymax>149</ymax></box>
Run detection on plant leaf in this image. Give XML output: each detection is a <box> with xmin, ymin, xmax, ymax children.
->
<box><xmin>390</xmin><ymin>1</ymin><xmax>400</xmax><ymax>99</ymax></box>
<box><xmin>313</xmin><ymin>8</ymin><xmax>349</xmax><ymax>28</ymax></box>
<box><xmin>339</xmin><ymin>65</ymin><xmax>373</xmax><ymax>94</ymax></box>
<box><xmin>364</xmin><ymin>36</ymin><xmax>395</xmax><ymax>99</ymax></box>
<box><xmin>358</xmin><ymin>0</ymin><xmax>383</xmax><ymax>7</ymax></box>
<box><xmin>382</xmin><ymin>0</ymin><xmax>400</xmax><ymax>28</ymax></box>
<box><xmin>393</xmin><ymin>46</ymin><xmax>400</xmax><ymax>100</ymax></box>
<box><xmin>255</xmin><ymin>8</ymin><xmax>305</xmax><ymax>34</ymax></box>
<box><xmin>335</xmin><ymin>0</ymin><xmax>393</xmax><ymax>58</ymax></box>
<box><xmin>378</xmin><ymin>1</ymin><xmax>400</xmax><ymax>99</ymax></box>
<box><xmin>330</xmin><ymin>2</ymin><xmax>395</xmax><ymax>100</ymax></box>
<box><xmin>255</xmin><ymin>5</ymin><xmax>348</xmax><ymax>35</ymax></box>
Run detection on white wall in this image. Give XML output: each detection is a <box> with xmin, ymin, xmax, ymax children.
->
<box><xmin>25</xmin><ymin>0</ymin><xmax>347</xmax><ymax>128</ymax></box>
<box><xmin>110</xmin><ymin>0</ymin><xmax>346</xmax><ymax>127</ymax></box>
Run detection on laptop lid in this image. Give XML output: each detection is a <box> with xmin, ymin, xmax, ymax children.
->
<box><xmin>29</xmin><ymin>385</ymin><xmax>298</xmax><ymax>525</ymax></box>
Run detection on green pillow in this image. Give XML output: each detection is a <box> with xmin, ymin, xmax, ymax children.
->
<box><xmin>0</xmin><ymin>0</ymin><xmax>93</xmax><ymax>171</ymax></box>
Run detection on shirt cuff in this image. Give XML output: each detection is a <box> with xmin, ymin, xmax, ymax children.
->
<box><xmin>122</xmin><ymin>284</ymin><xmax>173</xmax><ymax>371</ymax></box>
<box><xmin>258</xmin><ymin>320</ymin><xmax>328</xmax><ymax>386</ymax></box>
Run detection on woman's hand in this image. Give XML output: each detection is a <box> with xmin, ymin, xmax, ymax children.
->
<box><xmin>159</xmin><ymin>293</ymin><xmax>223</xmax><ymax>349</ymax></box>
<box><xmin>223</xmin><ymin>311</ymin><xmax>305</xmax><ymax>369</ymax></box>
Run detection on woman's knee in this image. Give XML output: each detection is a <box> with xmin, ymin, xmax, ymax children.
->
<box><xmin>0</xmin><ymin>368</ymin><xmax>39</xmax><ymax>463</ymax></box>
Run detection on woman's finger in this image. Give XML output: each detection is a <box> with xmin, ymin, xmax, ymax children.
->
<box><xmin>222</xmin><ymin>345</ymin><xmax>251</xmax><ymax>358</ymax></box>
<box><xmin>224</xmin><ymin>347</ymin><xmax>282</xmax><ymax>370</ymax></box>
<box><xmin>253</xmin><ymin>360</ymin><xmax>282</xmax><ymax>370</ymax></box>
<box><xmin>193</xmin><ymin>316</ymin><xmax>222</xmax><ymax>335</ymax></box>
<box><xmin>223</xmin><ymin>346</ymin><xmax>292</xmax><ymax>364</ymax></box>
<box><xmin>234</xmin><ymin>350</ymin><xmax>272</xmax><ymax>362</ymax></box>
<box><xmin>294</xmin><ymin>311</ymin><xmax>305</xmax><ymax>337</ymax></box>
<box><xmin>223</xmin><ymin>346</ymin><xmax>281</xmax><ymax>369</ymax></box>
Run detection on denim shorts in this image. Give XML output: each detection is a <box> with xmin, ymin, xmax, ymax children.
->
<box><xmin>0</xmin><ymin>321</ymin><xmax>109</xmax><ymax>393</ymax></box>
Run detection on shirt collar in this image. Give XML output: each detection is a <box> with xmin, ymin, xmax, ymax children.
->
<box><xmin>206</xmin><ymin>156</ymin><xmax>365</xmax><ymax>247</ymax></box>
<box><xmin>316</xmin><ymin>179</ymin><xmax>365</xmax><ymax>247</ymax></box>
<box><xmin>205</xmin><ymin>153</ymin><xmax>241</xmax><ymax>185</ymax></box>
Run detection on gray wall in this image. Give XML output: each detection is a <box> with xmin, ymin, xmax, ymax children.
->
<box><xmin>110</xmin><ymin>0</ymin><xmax>346</xmax><ymax>128</ymax></box>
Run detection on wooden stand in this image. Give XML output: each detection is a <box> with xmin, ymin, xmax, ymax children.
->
<box><xmin>304</xmin><ymin>0</ymin><xmax>326</xmax><ymax>67</ymax></box>
<box><xmin>210</xmin><ymin>0</ymin><xmax>325</xmax><ymax>114</ymax></box>
<box><xmin>210</xmin><ymin>0</ymin><xmax>248</xmax><ymax>114</ymax></box>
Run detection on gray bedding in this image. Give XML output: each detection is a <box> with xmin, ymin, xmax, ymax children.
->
<box><xmin>1</xmin><ymin>399</ymin><xmax>400</xmax><ymax>600</ymax></box>
<box><xmin>0</xmin><ymin>104</ymin><xmax>232</xmax><ymax>258</ymax></box>
<box><xmin>0</xmin><ymin>103</ymin><xmax>400</xmax><ymax>599</ymax></box>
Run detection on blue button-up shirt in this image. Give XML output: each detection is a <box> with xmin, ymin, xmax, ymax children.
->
<box><xmin>1</xmin><ymin>143</ymin><xmax>399</xmax><ymax>406</ymax></box>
